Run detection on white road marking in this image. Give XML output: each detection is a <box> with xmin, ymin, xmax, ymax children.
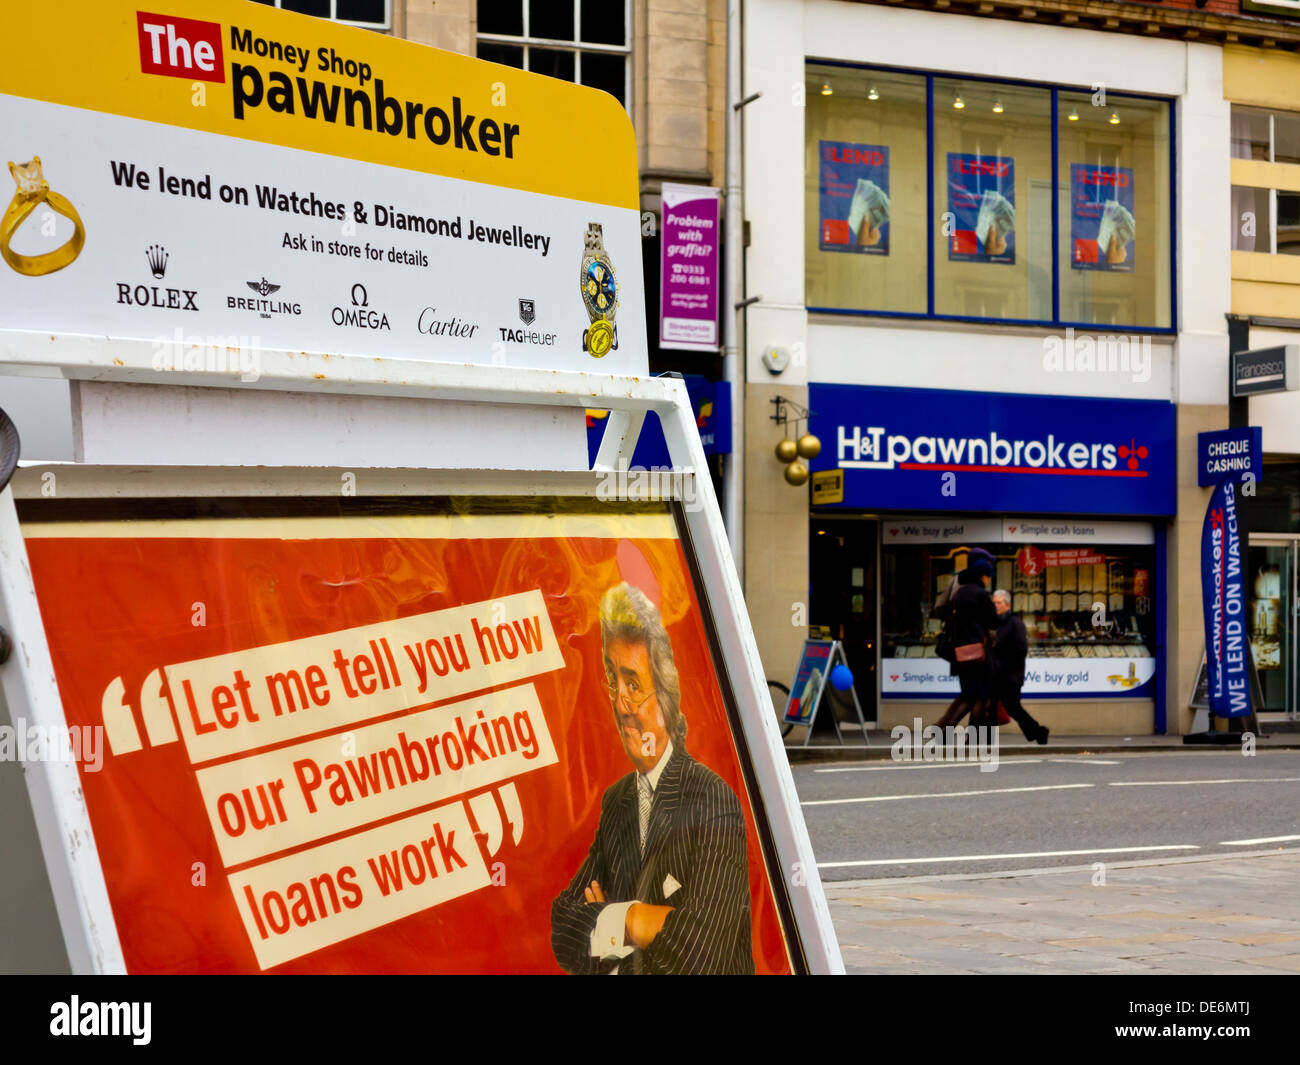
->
<box><xmin>1110</xmin><ymin>777</ymin><xmax>1300</xmax><ymax>787</ymax></box>
<box><xmin>1219</xmin><ymin>834</ymin><xmax>1300</xmax><ymax>846</ymax></box>
<box><xmin>1048</xmin><ymin>758</ymin><xmax>1122</xmax><ymax>765</ymax></box>
<box><xmin>814</xmin><ymin>759</ymin><xmax>1044</xmax><ymax>774</ymax></box>
<box><xmin>818</xmin><ymin>844</ymin><xmax>1200</xmax><ymax>869</ymax></box>
<box><xmin>801</xmin><ymin>783</ymin><xmax>1092</xmax><ymax>807</ymax></box>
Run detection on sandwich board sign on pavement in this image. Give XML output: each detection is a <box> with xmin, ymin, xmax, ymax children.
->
<box><xmin>782</xmin><ymin>638</ymin><xmax>869</xmax><ymax>748</ymax></box>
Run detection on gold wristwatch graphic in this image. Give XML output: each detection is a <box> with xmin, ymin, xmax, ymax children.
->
<box><xmin>580</xmin><ymin>222</ymin><xmax>618</xmax><ymax>358</ymax></box>
<box><xmin>2</xmin><ymin>157</ymin><xmax>85</xmax><ymax>276</ymax></box>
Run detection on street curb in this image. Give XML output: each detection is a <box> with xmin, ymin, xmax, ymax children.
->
<box><xmin>784</xmin><ymin>739</ymin><xmax>1300</xmax><ymax>764</ymax></box>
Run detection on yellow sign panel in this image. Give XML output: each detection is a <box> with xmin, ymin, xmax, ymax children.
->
<box><xmin>1</xmin><ymin>0</ymin><xmax>637</xmax><ymax>208</ymax></box>
<box><xmin>811</xmin><ymin>469</ymin><xmax>844</xmax><ymax>505</ymax></box>
<box><xmin>0</xmin><ymin>0</ymin><xmax>647</xmax><ymax>373</ymax></box>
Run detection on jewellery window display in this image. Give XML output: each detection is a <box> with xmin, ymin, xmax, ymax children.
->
<box><xmin>884</xmin><ymin>542</ymin><xmax>1157</xmax><ymax>663</ymax></box>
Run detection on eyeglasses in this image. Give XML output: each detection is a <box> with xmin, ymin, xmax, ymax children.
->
<box><xmin>607</xmin><ymin>681</ymin><xmax>655</xmax><ymax>708</ymax></box>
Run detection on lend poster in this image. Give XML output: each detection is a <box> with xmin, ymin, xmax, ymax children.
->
<box><xmin>659</xmin><ymin>183</ymin><xmax>721</xmax><ymax>351</ymax></box>
<box><xmin>946</xmin><ymin>152</ymin><xmax>1015</xmax><ymax>264</ymax></box>
<box><xmin>1201</xmin><ymin>481</ymin><xmax>1253</xmax><ymax>717</ymax></box>
<box><xmin>818</xmin><ymin>141</ymin><xmax>890</xmax><ymax>255</ymax></box>
<box><xmin>1070</xmin><ymin>164</ymin><xmax>1135</xmax><ymax>272</ymax></box>
<box><xmin>23</xmin><ymin>505</ymin><xmax>796</xmax><ymax>973</ymax></box>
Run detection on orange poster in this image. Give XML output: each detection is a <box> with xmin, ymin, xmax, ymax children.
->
<box><xmin>23</xmin><ymin>503</ymin><xmax>798</xmax><ymax>974</ymax></box>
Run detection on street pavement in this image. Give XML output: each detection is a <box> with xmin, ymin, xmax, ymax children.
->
<box><xmin>790</xmin><ymin>748</ymin><xmax>1300</xmax><ymax>973</ymax></box>
<box><xmin>826</xmin><ymin>850</ymin><xmax>1300</xmax><ymax>974</ymax></box>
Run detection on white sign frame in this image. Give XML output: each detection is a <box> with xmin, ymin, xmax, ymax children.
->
<box><xmin>0</xmin><ymin>336</ymin><xmax>844</xmax><ymax>975</ymax></box>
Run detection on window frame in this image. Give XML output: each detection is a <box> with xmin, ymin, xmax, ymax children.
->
<box><xmin>806</xmin><ymin>60</ymin><xmax>1178</xmax><ymax>336</ymax></box>
<box><xmin>253</xmin><ymin>0</ymin><xmax>393</xmax><ymax>31</ymax></box>
<box><xmin>476</xmin><ymin>0</ymin><xmax>632</xmax><ymax>110</ymax></box>
<box><xmin>1230</xmin><ymin>105</ymin><xmax>1300</xmax><ymax>257</ymax></box>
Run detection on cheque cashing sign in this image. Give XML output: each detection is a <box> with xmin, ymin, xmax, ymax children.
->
<box><xmin>0</xmin><ymin>0</ymin><xmax>644</xmax><ymax>371</ymax></box>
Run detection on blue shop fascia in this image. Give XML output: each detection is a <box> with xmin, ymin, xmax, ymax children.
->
<box><xmin>807</xmin><ymin>383</ymin><xmax>1177</xmax><ymax>725</ymax></box>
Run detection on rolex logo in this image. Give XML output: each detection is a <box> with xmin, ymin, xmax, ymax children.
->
<box><xmin>146</xmin><ymin>244</ymin><xmax>168</xmax><ymax>279</ymax></box>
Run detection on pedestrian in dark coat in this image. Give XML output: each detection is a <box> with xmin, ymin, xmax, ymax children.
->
<box><xmin>991</xmin><ymin>590</ymin><xmax>1049</xmax><ymax>745</ymax></box>
<box><xmin>934</xmin><ymin>555</ymin><xmax>998</xmax><ymax>729</ymax></box>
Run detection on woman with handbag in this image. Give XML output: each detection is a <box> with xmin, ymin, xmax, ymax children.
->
<box><xmin>933</xmin><ymin>553</ymin><xmax>999</xmax><ymax>730</ymax></box>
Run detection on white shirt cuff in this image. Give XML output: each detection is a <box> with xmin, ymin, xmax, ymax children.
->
<box><xmin>590</xmin><ymin>901</ymin><xmax>637</xmax><ymax>959</ymax></box>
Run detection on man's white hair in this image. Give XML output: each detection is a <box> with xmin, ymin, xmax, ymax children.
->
<box><xmin>992</xmin><ymin>589</ymin><xmax>1011</xmax><ymax>604</ymax></box>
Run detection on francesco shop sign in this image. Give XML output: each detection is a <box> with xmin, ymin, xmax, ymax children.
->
<box><xmin>809</xmin><ymin>385</ymin><xmax>1176</xmax><ymax>516</ymax></box>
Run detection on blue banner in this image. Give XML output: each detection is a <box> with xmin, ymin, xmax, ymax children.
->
<box><xmin>1201</xmin><ymin>480</ymin><xmax>1252</xmax><ymax>717</ymax></box>
<box><xmin>946</xmin><ymin>152</ymin><xmax>1015</xmax><ymax>264</ymax></box>
<box><xmin>818</xmin><ymin>140</ymin><xmax>890</xmax><ymax>256</ymax></box>
<box><xmin>808</xmin><ymin>384</ymin><xmax>1176</xmax><ymax>516</ymax></box>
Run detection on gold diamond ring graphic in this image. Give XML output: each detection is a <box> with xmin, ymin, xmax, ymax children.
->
<box><xmin>2</xmin><ymin>157</ymin><xmax>85</xmax><ymax>276</ymax></box>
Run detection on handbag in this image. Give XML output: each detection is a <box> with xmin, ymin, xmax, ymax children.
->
<box><xmin>934</xmin><ymin>629</ymin><xmax>956</xmax><ymax>663</ymax></box>
<box><xmin>954</xmin><ymin>640</ymin><xmax>986</xmax><ymax>663</ymax></box>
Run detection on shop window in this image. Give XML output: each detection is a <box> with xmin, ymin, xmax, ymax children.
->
<box><xmin>805</xmin><ymin>63</ymin><xmax>1174</xmax><ymax>331</ymax></box>
<box><xmin>882</xmin><ymin>539</ymin><xmax>1156</xmax><ymax>700</ymax></box>
<box><xmin>1057</xmin><ymin>92</ymin><xmax>1172</xmax><ymax>329</ymax></box>
<box><xmin>804</xmin><ymin>67</ymin><xmax>928</xmax><ymax>314</ymax></box>
<box><xmin>476</xmin><ymin>0</ymin><xmax>629</xmax><ymax>107</ymax></box>
<box><xmin>932</xmin><ymin>79</ymin><xmax>1053</xmax><ymax>322</ymax></box>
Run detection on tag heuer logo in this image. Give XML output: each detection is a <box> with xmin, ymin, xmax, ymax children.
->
<box><xmin>518</xmin><ymin>298</ymin><xmax>535</xmax><ymax>325</ymax></box>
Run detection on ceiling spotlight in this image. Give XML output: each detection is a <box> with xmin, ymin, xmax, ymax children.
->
<box><xmin>821</xmin><ymin>82</ymin><xmax>833</xmax><ymax>96</ymax></box>
<box><xmin>867</xmin><ymin>84</ymin><xmax>879</xmax><ymax>101</ymax></box>
<box><xmin>992</xmin><ymin>99</ymin><xmax>1004</xmax><ymax>114</ymax></box>
<box><xmin>953</xmin><ymin>95</ymin><xmax>965</xmax><ymax>110</ymax></box>
<box><xmin>1109</xmin><ymin>110</ymin><xmax>1120</xmax><ymax>125</ymax></box>
<box><xmin>1068</xmin><ymin>107</ymin><xmax>1079</xmax><ymax>121</ymax></box>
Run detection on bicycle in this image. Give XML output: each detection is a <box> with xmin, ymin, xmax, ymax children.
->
<box><xmin>768</xmin><ymin>678</ymin><xmax>796</xmax><ymax>737</ymax></box>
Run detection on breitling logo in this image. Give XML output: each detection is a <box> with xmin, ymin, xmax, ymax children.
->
<box><xmin>227</xmin><ymin>277</ymin><xmax>300</xmax><ymax>319</ymax></box>
<box><xmin>246</xmin><ymin>277</ymin><xmax>280</xmax><ymax>297</ymax></box>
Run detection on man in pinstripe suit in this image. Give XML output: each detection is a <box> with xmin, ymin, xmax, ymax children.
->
<box><xmin>551</xmin><ymin>583</ymin><xmax>754</xmax><ymax>975</ymax></box>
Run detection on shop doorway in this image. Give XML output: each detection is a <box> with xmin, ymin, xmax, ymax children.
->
<box><xmin>1248</xmin><ymin>537</ymin><xmax>1299</xmax><ymax>720</ymax></box>
<box><xmin>809</xmin><ymin>518</ymin><xmax>878</xmax><ymax>725</ymax></box>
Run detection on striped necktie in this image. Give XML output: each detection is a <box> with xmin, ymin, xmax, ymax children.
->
<box><xmin>637</xmin><ymin>773</ymin><xmax>653</xmax><ymax>857</ymax></box>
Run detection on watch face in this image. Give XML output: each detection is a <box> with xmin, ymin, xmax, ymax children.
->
<box><xmin>581</xmin><ymin>255</ymin><xmax>616</xmax><ymax>320</ymax></box>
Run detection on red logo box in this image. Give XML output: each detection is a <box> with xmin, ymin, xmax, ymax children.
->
<box><xmin>137</xmin><ymin>11</ymin><xmax>225</xmax><ymax>82</ymax></box>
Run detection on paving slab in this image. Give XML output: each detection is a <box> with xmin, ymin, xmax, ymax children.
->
<box><xmin>828</xmin><ymin>851</ymin><xmax>1300</xmax><ymax>974</ymax></box>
